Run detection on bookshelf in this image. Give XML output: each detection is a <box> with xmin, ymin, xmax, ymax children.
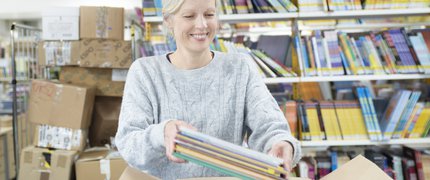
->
<box><xmin>143</xmin><ymin>8</ymin><xmax>430</xmax><ymax>23</ymax></box>
<box><xmin>264</xmin><ymin>74</ymin><xmax>430</xmax><ymax>84</ymax></box>
<box><xmin>297</xmin><ymin>8</ymin><xmax>430</xmax><ymax>20</ymax></box>
<box><xmin>301</xmin><ymin>138</ymin><xmax>430</xmax><ymax>147</ymax></box>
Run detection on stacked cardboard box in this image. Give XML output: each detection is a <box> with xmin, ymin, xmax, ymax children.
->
<box><xmin>26</xmin><ymin>5</ymin><xmax>131</xmax><ymax>180</ymax></box>
<box><xmin>19</xmin><ymin>146</ymin><xmax>77</xmax><ymax>180</ymax></box>
<box><xmin>0</xmin><ymin>128</ymin><xmax>15</xmax><ymax>180</ymax></box>
<box><xmin>28</xmin><ymin>79</ymin><xmax>95</xmax><ymax>151</ymax></box>
<box><xmin>89</xmin><ymin>96</ymin><xmax>122</xmax><ymax>146</ymax></box>
<box><xmin>76</xmin><ymin>148</ymin><xmax>127</xmax><ymax>180</ymax></box>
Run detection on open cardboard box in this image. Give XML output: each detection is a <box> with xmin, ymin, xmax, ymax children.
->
<box><xmin>119</xmin><ymin>155</ymin><xmax>392</xmax><ymax>180</ymax></box>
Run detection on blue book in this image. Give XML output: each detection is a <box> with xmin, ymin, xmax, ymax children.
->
<box><xmin>392</xmin><ymin>91</ymin><xmax>421</xmax><ymax>139</ymax></box>
<box><xmin>154</xmin><ymin>0</ymin><xmax>163</xmax><ymax>16</ymax></box>
<box><xmin>363</xmin><ymin>87</ymin><xmax>383</xmax><ymax>141</ymax></box>
<box><xmin>356</xmin><ymin>87</ymin><xmax>376</xmax><ymax>141</ymax></box>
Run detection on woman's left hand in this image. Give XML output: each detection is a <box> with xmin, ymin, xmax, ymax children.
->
<box><xmin>268</xmin><ymin>141</ymin><xmax>294</xmax><ymax>173</ymax></box>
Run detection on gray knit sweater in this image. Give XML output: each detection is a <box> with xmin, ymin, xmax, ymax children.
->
<box><xmin>115</xmin><ymin>51</ymin><xmax>301</xmax><ymax>180</ymax></box>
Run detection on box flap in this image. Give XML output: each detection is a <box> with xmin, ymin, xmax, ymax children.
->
<box><xmin>78</xmin><ymin>148</ymin><xmax>110</xmax><ymax>162</ymax></box>
<box><xmin>119</xmin><ymin>166</ymin><xmax>160</xmax><ymax>180</ymax></box>
<box><xmin>77</xmin><ymin>148</ymin><xmax>123</xmax><ymax>162</ymax></box>
<box><xmin>321</xmin><ymin>155</ymin><xmax>393</xmax><ymax>180</ymax></box>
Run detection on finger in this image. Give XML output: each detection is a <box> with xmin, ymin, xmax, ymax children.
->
<box><xmin>187</xmin><ymin>124</ymin><xmax>197</xmax><ymax>131</ymax></box>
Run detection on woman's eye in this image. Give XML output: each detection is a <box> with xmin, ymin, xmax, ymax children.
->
<box><xmin>184</xmin><ymin>15</ymin><xmax>193</xmax><ymax>18</ymax></box>
<box><xmin>206</xmin><ymin>14</ymin><xmax>215</xmax><ymax>17</ymax></box>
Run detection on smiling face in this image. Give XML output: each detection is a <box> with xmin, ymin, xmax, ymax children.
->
<box><xmin>165</xmin><ymin>0</ymin><xmax>218</xmax><ymax>54</ymax></box>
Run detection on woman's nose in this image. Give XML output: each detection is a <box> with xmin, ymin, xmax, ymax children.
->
<box><xmin>195</xmin><ymin>15</ymin><xmax>208</xmax><ymax>29</ymax></box>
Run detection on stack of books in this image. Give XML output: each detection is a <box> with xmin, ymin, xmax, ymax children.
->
<box><xmin>173</xmin><ymin>128</ymin><xmax>288</xmax><ymax>180</ymax></box>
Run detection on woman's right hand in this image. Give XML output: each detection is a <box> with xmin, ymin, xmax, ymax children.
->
<box><xmin>164</xmin><ymin>120</ymin><xmax>196</xmax><ymax>163</ymax></box>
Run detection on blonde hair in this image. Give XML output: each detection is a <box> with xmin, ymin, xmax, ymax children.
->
<box><xmin>162</xmin><ymin>0</ymin><xmax>186</xmax><ymax>19</ymax></box>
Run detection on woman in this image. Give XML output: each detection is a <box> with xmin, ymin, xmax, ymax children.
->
<box><xmin>115</xmin><ymin>0</ymin><xmax>301</xmax><ymax>179</ymax></box>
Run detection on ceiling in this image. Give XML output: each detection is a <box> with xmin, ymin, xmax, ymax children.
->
<box><xmin>0</xmin><ymin>0</ymin><xmax>141</xmax><ymax>20</ymax></box>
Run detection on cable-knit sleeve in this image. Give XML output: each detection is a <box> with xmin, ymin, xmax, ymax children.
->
<box><xmin>115</xmin><ymin>60</ymin><xmax>172</xmax><ymax>170</ymax></box>
<box><xmin>242</xmin><ymin>54</ymin><xmax>302</xmax><ymax>167</ymax></box>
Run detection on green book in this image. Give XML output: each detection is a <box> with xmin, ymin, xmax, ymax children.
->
<box><xmin>173</xmin><ymin>152</ymin><xmax>254</xmax><ymax>180</ymax></box>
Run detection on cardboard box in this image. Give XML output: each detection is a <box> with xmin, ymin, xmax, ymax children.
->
<box><xmin>28</xmin><ymin>80</ymin><xmax>96</xmax><ymax>129</ymax></box>
<box><xmin>76</xmin><ymin>149</ymin><xmax>127</xmax><ymax>180</ymax></box>
<box><xmin>38</xmin><ymin>41</ymin><xmax>80</xmax><ymax>66</ymax></box>
<box><xmin>0</xmin><ymin>128</ymin><xmax>15</xmax><ymax>180</ymax></box>
<box><xmin>79</xmin><ymin>39</ymin><xmax>132</xmax><ymax>68</ymax></box>
<box><xmin>18</xmin><ymin>146</ymin><xmax>77</xmax><ymax>180</ymax></box>
<box><xmin>34</xmin><ymin>124</ymin><xmax>88</xmax><ymax>151</ymax></box>
<box><xmin>119</xmin><ymin>155</ymin><xmax>392</xmax><ymax>180</ymax></box>
<box><xmin>0</xmin><ymin>116</ymin><xmax>12</xmax><ymax>128</ymax></box>
<box><xmin>60</xmin><ymin>66</ymin><xmax>125</xmax><ymax>97</ymax></box>
<box><xmin>80</xmin><ymin>6</ymin><xmax>124</xmax><ymax>40</ymax></box>
<box><xmin>89</xmin><ymin>96</ymin><xmax>121</xmax><ymax>146</ymax></box>
<box><xmin>42</xmin><ymin>7</ymin><xmax>79</xmax><ymax>40</ymax></box>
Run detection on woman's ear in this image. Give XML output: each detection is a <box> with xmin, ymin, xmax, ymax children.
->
<box><xmin>164</xmin><ymin>15</ymin><xmax>173</xmax><ymax>29</ymax></box>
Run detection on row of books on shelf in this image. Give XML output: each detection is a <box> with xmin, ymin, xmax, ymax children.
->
<box><xmin>298</xmin><ymin>0</ymin><xmax>429</xmax><ymax>12</ymax></box>
<box><xmin>142</xmin><ymin>0</ymin><xmax>298</xmax><ymax>16</ymax></box>
<box><xmin>138</xmin><ymin>27</ymin><xmax>430</xmax><ymax>78</ymax></box>
<box><xmin>280</xmin><ymin>87</ymin><xmax>430</xmax><ymax>141</ymax></box>
<box><xmin>141</xmin><ymin>0</ymin><xmax>429</xmax><ymax>17</ymax></box>
<box><xmin>298</xmin><ymin>146</ymin><xmax>430</xmax><ymax>180</ymax></box>
<box><xmin>294</xmin><ymin>28</ymin><xmax>430</xmax><ymax>77</ymax></box>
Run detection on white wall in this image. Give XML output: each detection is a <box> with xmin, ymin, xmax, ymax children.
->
<box><xmin>0</xmin><ymin>20</ymin><xmax>11</xmax><ymax>42</ymax></box>
<box><xmin>0</xmin><ymin>0</ymin><xmax>141</xmax><ymax>20</ymax></box>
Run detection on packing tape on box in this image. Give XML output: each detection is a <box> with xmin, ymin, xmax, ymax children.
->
<box><xmin>37</xmin><ymin>124</ymin><xmax>82</xmax><ymax>150</ymax></box>
<box><xmin>96</xmin><ymin>7</ymin><xmax>108</xmax><ymax>38</ymax></box>
<box><xmin>100</xmin><ymin>159</ymin><xmax>111</xmax><ymax>180</ymax></box>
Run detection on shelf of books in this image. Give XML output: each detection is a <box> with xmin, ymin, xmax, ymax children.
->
<box><xmin>300</xmin><ymin>22</ymin><xmax>430</xmax><ymax>31</ymax></box>
<box><xmin>142</xmin><ymin>8</ymin><xmax>430</xmax><ymax>23</ymax></box>
<box><xmin>264</xmin><ymin>74</ymin><xmax>430</xmax><ymax>83</ymax></box>
<box><xmin>297</xmin><ymin>8</ymin><xmax>430</xmax><ymax>20</ymax></box>
<box><xmin>301</xmin><ymin>138</ymin><xmax>430</xmax><ymax>147</ymax></box>
<box><xmin>144</xmin><ymin>13</ymin><xmax>298</xmax><ymax>23</ymax></box>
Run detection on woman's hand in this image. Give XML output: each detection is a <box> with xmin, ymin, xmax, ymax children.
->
<box><xmin>164</xmin><ymin>120</ymin><xmax>196</xmax><ymax>163</ymax></box>
<box><xmin>268</xmin><ymin>141</ymin><xmax>294</xmax><ymax>173</ymax></box>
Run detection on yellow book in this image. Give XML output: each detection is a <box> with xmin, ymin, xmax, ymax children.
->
<box><xmin>305</xmin><ymin>102</ymin><xmax>323</xmax><ymax>141</ymax></box>
<box><xmin>218</xmin><ymin>39</ymin><xmax>228</xmax><ymax>52</ymax></box>
<box><xmin>350</xmin><ymin>102</ymin><xmax>369</xmax><ymax>140</ymax></box>
<box><xmin>320</xmin><ymin>101</ymin><xmax>342</xmax><ymax>140</ymax></box>
<box><xmin>401</xmin><ymin>103</ymin><xmax>424</xmax><ymax>138</ymax></box>
<box><xmin>409</xmin><ymin>106</ymin><xmax>430</xmax><ymax>138</ymax></box>
<box><xmin>335</xmin><ymin>101</ymin><xmax>353</xmax><ymax>140</ymax></box>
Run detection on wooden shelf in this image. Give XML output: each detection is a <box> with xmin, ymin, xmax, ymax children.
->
<box><xmin>263</xmin><ymin>74</ymin><xmax>430</xmax><ymax>84</ymax></box>
<box><xmin>301</xmin><ymin>138</ymin><xmax>430</xmax><ymax>147</ymax></box>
